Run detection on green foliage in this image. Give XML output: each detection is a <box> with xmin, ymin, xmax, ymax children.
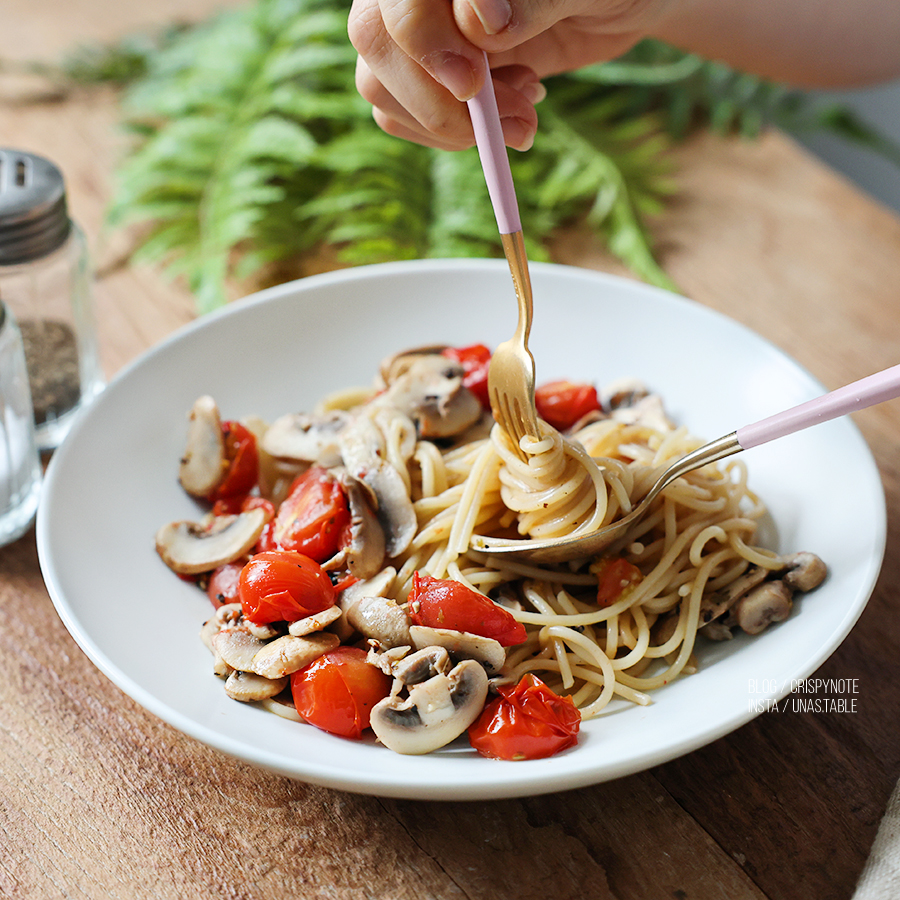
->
<box><xmin>98</xmin><ymin>2</ymin><xmax>900</xmax><ymax>312</ymax></box>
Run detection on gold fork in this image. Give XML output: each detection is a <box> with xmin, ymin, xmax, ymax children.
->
<box><xmin>467</xmin><ymin>54</ymin><xmax>540</xmax><ymax>461</ymax></box>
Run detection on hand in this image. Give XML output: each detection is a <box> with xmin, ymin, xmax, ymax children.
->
<box><xmin>348</xmin><ymin>0</ymin><xmax>672</xmax><ymax>151</ymax></box>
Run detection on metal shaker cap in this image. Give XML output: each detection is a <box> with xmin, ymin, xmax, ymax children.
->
<box><xmin>0</xmin><ymin>149</ymin><xmax>72</xmax><ymax>265</ymax></box>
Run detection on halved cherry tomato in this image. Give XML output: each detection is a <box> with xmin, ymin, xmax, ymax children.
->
<box><xmin>207</xmin><ymin>560</ymin><xmax>245</xmax><ymax>607</ymax></box>
<box><xmin>209</xmin><ymin>421</ymin><xmax>259</xmax><ymax>502</ymax></box>
<box><xmin>239</xmin><ymin>550</ymin><xmax>336</xmax><ymax>625</ymax></box>
<box><xmin>468</xmin><ymin>674</ymin><xmax>581</xmax><ymax>760</ymax></box>
<box><xmin>594</xmin><ymin>556</ymin><xmax>643</xmax><ymax>608</ymax></box>
<box><xmin>290</xmin><ymin>646</ymin><xmax>392</xmax><ymax>739</ymax></box>
<box><xmin>408</xmin><ymin>572</ymin><xmax>526</xmax><ymax>647</ymax></box>
<box><xmin>534</xmin><ymin>381</ymin><xmax>601</xmax><ymax>431</ymax></box>
<box><xmin>268</xmin><ymin>467</ymin><xmax>351</xmax><ymax>562</ymax></box>
<box><xmin>442</xmin><ymin>343</ymin><xmax>492</xmax><ymax>408</ymax></box>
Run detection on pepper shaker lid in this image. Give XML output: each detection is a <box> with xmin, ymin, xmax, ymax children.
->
<box><xmin>0</xmin><ymin>148</ymin><xmax>72</xmax><ymax>265</ymax></box>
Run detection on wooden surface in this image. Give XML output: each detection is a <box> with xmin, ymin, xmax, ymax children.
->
<box><xmin>3</xmin><ymin>2</ymin><xmax>900</xmax><ymax>898</ymax></box>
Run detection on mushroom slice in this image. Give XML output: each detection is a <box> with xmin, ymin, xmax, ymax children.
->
<box><xmin>378</xmin><ymin>345</ymin><xmax>450</xmax><ymax>388</ymax></box>
<box><xmin>179</xmin><ymin>395</ymin><xmax>227</xmax><ymax>497</ymax></box>
<box><xmin>224</xmin><ymin>671</ymin><xmax>288</xmax><ymax>702</ymax></box>
<box><xmin>213</xmin><ymin>629</ymin><xmax>266</xmax><ymax>672</ymax></box>
<box><xmin>733</xmin><ymin>581</ymin><xmax>793</xmax><ymax>635</ymax></box>
<box><xmin>782</xmin><ymin>552</ymin><xmax>827</xmax><ymax>593</ymax></box>
<box><xmin>250</xmin><ymin>632</ymin><xmax>340</xmax><ymax>679</ymax></box>
<box><xmin>336</xmin><ymin>473</ymin><xmax>386</xmax><ymax>580</ymax></box>
<box><xmin>378</xmin><ymin>354</ymin><xmax>482</xmax><ymax>439</ymax></box>
<box><xmin>288</xmin><ymin>604</ymin><xmax>343</xmax><ymax>637</ymax></box>
<box><xmin>347</xmin><ymin>595</ymin><xmax>412</xmax><ymax>649</ymax></box>
<box><xmin>409</xmin><ymin>625</ymin><xmax>506</xmax><ymax>675</ymax></box>
<box><xmin>262</xmin><ymin>410</ymin><xmax>351</xmax><ymax>467</ymax></box>
<box><xmin>155</xmin><ymin>506</ymin><xmax>269</xmax><ymax>575</ymax></box>
<box><xmin>338</xmin><ymin>417</ymin><xmax>417</xmax><ymax>557</ymax></box>
<box><xmin>370</xmin><ymin>658</ymin><xmax>488</xmax><ymax>755</ymax></box>
<box><xmin>700</xmin><ymin>564</ymin><xmax>769</xmax><ymax>626</ymax></box>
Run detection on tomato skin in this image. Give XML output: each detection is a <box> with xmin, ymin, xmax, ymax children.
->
<box><xmin>468</xmin><ymin>674</ymin><xmax>581</xmax><ymax>760</ymax></box>
<box><xmin>209</xmin><ymin>421</ymin><xmax>259</xmax><ymax>501</ymax></box>
<box><xmin>290</xmin><ymin>647</ymin><xmax>392</xmax><ymax>739</ymax></box>
<box><xmin>442</xmin><ymin>344</ymin><xmax>492</xmax><ymax>408</ymax></box>
<box><xmin>408</xmin><ymin>572</ymin><xmax>526</xmax><ymax>647</ymax></box>
<box><xmin>239</xmin><ymin>550</ymin><xmax>336</xmax><ymax>625</ymax></box>
<box><xmin>534</xmin><ymin>381</ymin><xmax>601</xmax><ymax>431</ymax></box>
<box><xmin>594</xmin><ymin>556</ymin><xmax>643</xmax><ymax>608</ymax></box>
<box><xmin>269</xmin><ymin>467</ymin><xmax>351</xmax><ymax>562</ymax></box>
<box><xmin>207</xmin><ymin>561</ymin><xmax>245</xmax><ymax>607</ymax></box>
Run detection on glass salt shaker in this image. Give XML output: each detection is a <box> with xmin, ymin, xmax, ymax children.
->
<box><xmin>0</xmin><ymin>148</ymin><xmax>104</xmax><ymax>452</ymax></box>
<box><xmin>0</xmin><ymin>301</ymin><xmax>42</xmax><ymax>545</ymax></box>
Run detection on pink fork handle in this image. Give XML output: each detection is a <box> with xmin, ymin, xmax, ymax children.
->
<box><xmin>737</xmin><ymin>362</ymin><xmax>900</xmax><ymax>450</ymax></box>
<box><xmin>467</xmin><ymin>51</ymin><xmax>521</xmax><ymax>235</ymax></box>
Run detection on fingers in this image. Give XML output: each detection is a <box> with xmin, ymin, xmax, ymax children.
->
<box><xmin>356</xmin><ymin>57</ymin><xmax>543</xmax><ymax>150</ymax></box>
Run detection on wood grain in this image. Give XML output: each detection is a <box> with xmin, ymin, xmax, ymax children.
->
<box><xmin>4</xmin><ymin>3</ymin><xmax>900</xmax><ymax>898</ymax></box>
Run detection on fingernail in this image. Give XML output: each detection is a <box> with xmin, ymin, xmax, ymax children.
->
<box><xmin>501</xmin><ymin>116</ymin><xmax>535</xmax><ymax>151</ymax></box>
<box><xmin>467</xmin><ymin>0</ymin><xmax>512</xmax><ymax>35</ymax></box>
<box><xmin>427</xmin><ymin>51</ymin><xmax>478</xmax><ymax>101</ymax></box>
<box><xmin>520</xmin><ymin>80</ymin><xmax>547</xmax><ymax>105</ymax></box>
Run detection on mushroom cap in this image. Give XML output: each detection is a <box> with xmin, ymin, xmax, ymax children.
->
<box><xmin>155</xmin><ymin>506</ymin><xmax>270</xmax><ymax>575</ymax></box>
<box><xmin>179</xmin><ymin>395</ymin><xmax>226</xmax><ymax>497</ymax></box>
<box><xmin>369</xmin><ymin>658</ymin><xmax>489</xmax><ymax>755</ymax></box>
<box><xmin>379</xmin><ymin>354</ymin><xmax>482</xmax><ymax>439</ymax></box>
<box><xmin>261</xmin><ymin>410</ymin><xmax>350</xmax><ymax>467</ymax></box>
<box><xmin>347</xmin><ymin>595</ymin><xmax>412</xmax><ymax>649</ymax></box>
<box><xmin>733</xmin><ymin>581</ymin><xmax>793</xmax><ymax>635</ymax></box>
<box><xmin>338</xmin><ymin>416</ymin><xmax>417</xmax><ymax>558</ymax></box>
<box><xmin>409</xmin><ymin>625</ymin><xmax>506</xmax><ymax>675</ymax></box>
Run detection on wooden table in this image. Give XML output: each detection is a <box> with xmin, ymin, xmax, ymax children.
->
<box><xmin>3</xmin><ymin>2</ymin><xmax>900</xmax><ymax>898</ymax></box>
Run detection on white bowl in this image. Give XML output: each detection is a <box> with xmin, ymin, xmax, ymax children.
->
<box><xmin>37</xmin><ymin>259</ymin><xmax>886</xmax><ymax>800</ymax></box>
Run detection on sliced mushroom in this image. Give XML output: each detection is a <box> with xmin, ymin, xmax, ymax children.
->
<box><xmin>224</xmin><ymin>671</ymin><xmax>288</xmax><ymax>702</ymax></box>
<box><xmin>179</xmin><ymin>395</ymin><xmax>226</xmax><ymax>497</ymax></box>
<box><xmin>370</xmin><ymin>652</ymin><xmax>488</xmax><ymax>755</ymax></box>
<box><xmin>334</xmin><ymin>568</ymin><xmax>398</xmax><ymax>642</ymax></box>
<box><xmin>288</xmin><ymin>604</ymin><xmax>343</xmax><ymax>637</ymax></box>
<box><xmin>347</xmin><ymin>595</ymin><xmax>412</xmax><ymax>649</ymax></box>
<box><xmin>409</xmin><ymin>625</ymin><xmax>506</xmax><ymax>675</ymax></box>
<box><xmin>782</xmin><ymin>552</ymin><xmax>827</xmax><ymax>593</ymax></box>
<box><xmin>332</xmin><ymin>472</ymin><xmax>386</xmax><ymax>580</ymax></box>
<box><xmin>700</xmin><ymin>551</ymin><xmax>827</xmax><ymax>636</ymax></box>
<box><xmin>377</xmin><ymin>354</ymin><xmax>482</xmax><ymax>439</ymax></box>
<box><xmin>261</xmin><ymin>410</ymin><xmax>351</xmax><ymax>467</ymax></box>
<box><xmin>155</xmin><ymin>506</ymin><xmax>270</xmax><ymax>575</ymax></box>
<box><xmin>733</xmin><ymin>581</ymin><xmax>794</xmax><ymax>635</ymax></box>
<box><xmin>378</xmin><ymin>345</ymin><xmax>450</xmax><ymax>388</ymax></box>
<box><xmin>609</xmin><ymin>393</ymin><xmax>673</xmax><ymax>432</ymax></box>
<box><xmin>213</xmin><ymin>629</ymin><xmax>265</xmax><ymax>672</ymax></box>
<box><xmin>249</xmin><ymin>632</ymin><xmax>340</xmax><ymax>679</ymax></box>
<box><xmin>338</xmin><ymin>417</ymin><xmax>417</xmax><ymax>557</ymax></box>
<box><xmin>700</xmin><ymin>564</ymin><xmax>769</xmax><ymax>625</ymax></box>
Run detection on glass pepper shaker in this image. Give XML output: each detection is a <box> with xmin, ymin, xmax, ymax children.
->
<box><xmin>0</xmin><ymin>301</ymin><xmax>42</xmax><ymax>545</ymax></box>
<box><xmin>0</xmin><ymin>148</ymin><xmax>104</xmax><ymax>452</ymax></box>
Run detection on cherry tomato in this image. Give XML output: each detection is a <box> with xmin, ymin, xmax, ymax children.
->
<box><xmin>209</xmin><ymin>421</ymin><xmax>259</xmax><ymax>501</ymax></box>
<box><xmin>290</xmin><ymin>646</ymin><xmax>392</xmax><ymax>739</ymax></box>
<box><xmin>269</xmin><ymin>467</ymin><xmax>351</xmax><ymax>562</ymax></box>
<box><xmin>468</xmin><ymin>674</ymin><xmax>581</xmax><ymax>760</ymax></box>
<box><xmin>239</xmin><ymin>550</ymin><xmax>336</xmax><ymax>625</ymax></box>
<box><xmin>442</xmin><ymin>343</ymin><xmax>492</xmax><ymax>408</ymax></box>
<box><xmin>534</xmin><ymin>381</ymin><xmax>601</xmax><ymax>431</ymax></box>
<box><xmin>594</xmin><ymin>556</ymin><xmax>643</xmax><ymax>608</ymax></box>
<box><xmin>207</xmin><ymin>560</ymin><xmax>245</xmax><ymax>607</ymax></box>
<box><xmin>408</xmin><ymin>572</ymin><xmax>526</xmax><ymax>647</ymax></box>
